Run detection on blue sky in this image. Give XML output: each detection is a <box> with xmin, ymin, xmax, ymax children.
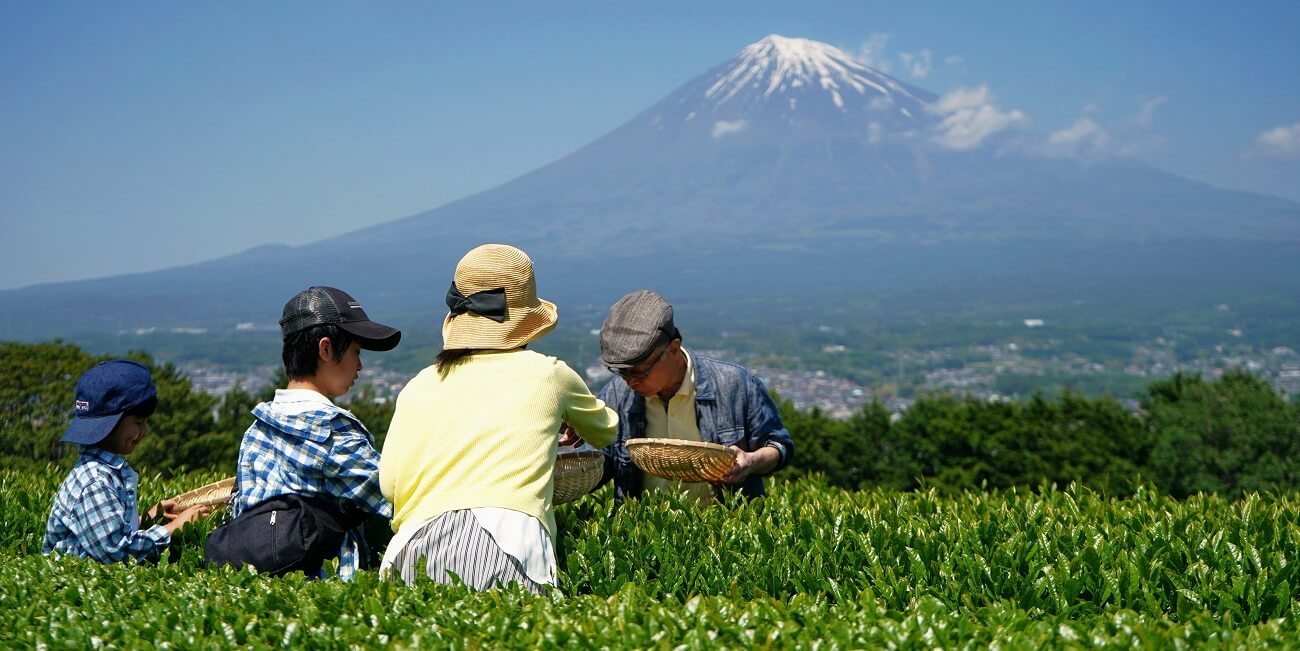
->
<box><xmin>2</xmin><ymin>1</ymin><xmax>1298</xmax><ymax>290</ymax></box>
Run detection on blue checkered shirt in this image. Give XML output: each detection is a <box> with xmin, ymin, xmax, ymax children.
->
<box><xmin>233</xmin><ymin>389</ymin><xmax>392</xmax><ymax>580</ymax></box>
<box><xmin>43</xmin><ymin>446</ymin><xmax>171</xmax><ymax>563</ymax></box>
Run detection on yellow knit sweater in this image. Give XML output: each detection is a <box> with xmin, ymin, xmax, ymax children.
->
<box><xmin>379</xmin><ymin>349</ymin><xmax>618</xmax><ymax>540</ymax></box>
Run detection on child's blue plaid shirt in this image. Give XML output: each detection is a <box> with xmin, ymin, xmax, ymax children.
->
<box><xmin>233</xmin><ymin>389</ymin><xmax>392</xmax><ymax>581</ymax></box>
<box><xmin>43</xmin><ymin>446</ymin><xmax>171</xmax><ymax>563</ymax></box>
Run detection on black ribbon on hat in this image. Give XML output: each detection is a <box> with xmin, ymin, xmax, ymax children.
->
<box><xmin>446</xmin><ymin>283</ymin><xmax>508</xmax><ymax>322</ymax></box>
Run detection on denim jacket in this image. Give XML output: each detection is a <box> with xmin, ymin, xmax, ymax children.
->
<box><xmin>597</xmin><ymin>352</ymin><xmax>794</xmax><ymax>499</ymax></box>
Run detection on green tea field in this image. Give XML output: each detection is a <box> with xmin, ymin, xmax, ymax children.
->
<box><xmin>3</xmin><ymin>467</ymin><xmax>1298</xmax><ymax>649</ymax></box>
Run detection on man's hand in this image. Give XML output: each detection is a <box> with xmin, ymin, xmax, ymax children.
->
<box><xmin>718</xmin><ymin>445</ymin><xmax>780</xmax><ymax>484</ymax></box>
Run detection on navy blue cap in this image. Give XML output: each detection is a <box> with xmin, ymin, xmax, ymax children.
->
<box><xmin>61</xmin><ymin>360</ymin><xmax>158</xmax><ymax>445</ymax></box>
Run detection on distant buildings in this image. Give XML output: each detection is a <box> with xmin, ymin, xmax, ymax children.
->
<box><xmin>182</xmin><ymin>331</ymin><xmax>1300</xmax><ymax>423</ymax></box>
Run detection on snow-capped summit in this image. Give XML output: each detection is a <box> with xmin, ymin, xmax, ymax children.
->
<box><xmin>632</xmin><ymin>35</ymin><xmax>936</xmax><ymax>144</ymax></box>
<box><xmin>706</xmin><ymin>34</ymin><xmax>930</xmax><ymax>111</ymax></box>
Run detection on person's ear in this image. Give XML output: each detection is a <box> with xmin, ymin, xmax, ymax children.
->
<box><xmin>318</xmin><ymin>336</ymin><xmax>334</xmax><ymax>363</ymax></box>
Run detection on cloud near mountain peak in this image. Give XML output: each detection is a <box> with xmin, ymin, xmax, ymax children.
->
<box><xmin>927</xmin><ymin>85</ymin><xmax>1027</xmax><ymax>150</ymax></box>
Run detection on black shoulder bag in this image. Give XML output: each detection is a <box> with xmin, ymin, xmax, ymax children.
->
<box><xmin>204</xmin><ymin>493</ymin><xmax>367</xmax><ymax>577</ymax></box>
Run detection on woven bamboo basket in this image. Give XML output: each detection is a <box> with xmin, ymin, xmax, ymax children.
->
<box><xmin>554</xmin><ymin>450</ymin><xmax>604</xmax><ymax>504</ymax></box>
<box><xmin>625</xmin><ymin>438</ymin><xmax>736</xmax><ymax>483</ymax></box>
<box><xmin>170</xmin><ymin>476</ymin><xmax>236</xmax><ymax>511</ymax></box>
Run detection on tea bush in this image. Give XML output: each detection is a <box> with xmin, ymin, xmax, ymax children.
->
<box><xmin>4</xmin><ymin>466</ymin><xmax>1298</xmax><ymax>648</ymax></box>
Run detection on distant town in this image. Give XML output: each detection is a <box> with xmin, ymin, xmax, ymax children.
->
<box><xmin>180</xmin><ymin>334</ymin><xmax>1300</xmax><ymax>420</ymax></box>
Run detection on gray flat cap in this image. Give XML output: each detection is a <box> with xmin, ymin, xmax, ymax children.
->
<box><xmin>600</xmin><ymin>290</ymin><xmax>678</xmax><ymax>369</ymax></box>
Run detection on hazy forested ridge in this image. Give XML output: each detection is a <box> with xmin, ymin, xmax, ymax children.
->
<box><xmin>4</xmin><ymin>340</ymin><xmax>1296</xmax><ymax>499</ymax></box>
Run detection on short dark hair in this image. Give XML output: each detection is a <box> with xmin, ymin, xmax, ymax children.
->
<box><xmin>282</xmin><ymin>324</ymin><xmax>356</xmax><ymax>378</ymax></box>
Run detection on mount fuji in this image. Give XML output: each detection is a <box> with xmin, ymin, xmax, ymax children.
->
<box><xmin>6</xmin><ymin>35</ymin><xmax>1300</xmax><ymax>340</ymax></box>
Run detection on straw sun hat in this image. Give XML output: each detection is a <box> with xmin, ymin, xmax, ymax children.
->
<box><xmin>442</xmin><ymin>244</ymin><xmax>558</xmax><ymax>350</ymax></box>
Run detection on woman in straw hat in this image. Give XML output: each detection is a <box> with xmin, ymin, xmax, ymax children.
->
<box><xmin>378</xmin><ymin>244</ymin><xmax>619</xmax><ymax>592</ymax></box>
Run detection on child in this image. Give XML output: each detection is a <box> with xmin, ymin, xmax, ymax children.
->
<box><xmin>43</xmin><ymin>360</ymin><xmax>210</xmax><ymax>563</ymax></box>
<box><xmin>229</xmin><ymin>286</ymin><xmax>399</xmax><ymax>580</ymax></box>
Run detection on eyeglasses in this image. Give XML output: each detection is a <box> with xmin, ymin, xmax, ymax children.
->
<box><xmin>609</xmin><ymin>344</ymin><xmax>668</xmax><ymax>381</ymax></box>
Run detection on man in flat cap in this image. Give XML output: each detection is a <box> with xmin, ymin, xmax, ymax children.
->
<box><xmin>596</xmin><ymin>290</ymin><xmax>793</xmax><ymax>501</ymax></box>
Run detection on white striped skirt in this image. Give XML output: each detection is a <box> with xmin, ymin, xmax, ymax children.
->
<box><xmin>383</xmin><ymin>509</ymin><xmax>546</xmax><ymax>593</ymax></box>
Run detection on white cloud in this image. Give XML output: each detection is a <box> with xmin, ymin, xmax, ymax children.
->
<box><xmin>898</xmin><ymin>49</ymin><xmax>933</xmax><ymax>79</ymax></box>
<box><xmin>1048</xmin><ymin>118</ymin><xmax>1107</xmax><ymax>146</ymax></box>
<box><xmin>944</xmin><ymin>55</ymin><xmax>964</xmax><ymax>66</ymax></box>
<box><xmin>927</xmin><ymin>85</ymin><xmax>1027</xmax><ymax>150</ymax></box>
<box><xmin>1253</xmin><ymin>122</ymin><xmax>1300</xmax><ymax>157</ymax></box>
<box><xmin>711</xmin><ymin>119</ymin><xmax>747</xmax><ymax>139</ymax></box>
<box><xmin>930</xmin><ymin>85</ymin><xmax>996</xmax><ymax>115</ymax></box>
<box><xmin>1045</xmin><ymin>118</ymin><xmax>1112</xmax><ymax>158</ymax></box>
<box><xmin>855</xmin><ymin>33</ymin><xmax>892</xmax><ymax>72</ymax></box>
<box><xmin>1137</xmin><ymin>96</ymin><xmax>1167</xmax><ymax>128</ymax></box>
<box><xmin>1038</xmin><ymin>98</ymin><xmax>1169</xmax><ymax>160</ymax></box>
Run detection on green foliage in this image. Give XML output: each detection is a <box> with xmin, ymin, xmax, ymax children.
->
<box><xmin>4</xmin><ymin>468</ymin><xmax>1300</xmax><ymax>647</ymax></box>
<box><xmin>886</xmin><ymin>390</ymin><xmax>1148</xmax><ymax>495</ymax></box>
<box><xmin>1142</xmin><ymin>371</ymin><xmax>1300</xmax><ymax>499</ymax></box>
<box><xmin>779</xmin><ymin>399</ymin><xmax>894</xmax><ymax>491</ymax></box>
<box><xmin>130</xmin><ymin>361</ymin><xmax>234</xmax><ymax>475</ymax></box>
<box><xmin>784</xmin><ymin>390</ymin><xmax>1150</xmax><ymax>495</ymax></box>
<box><xmin>7</xmin><ymin>340</ymin><xmax>1299</xmax><ymax>502</ymax></box>
<box><xmin>557</xmin><ymin>480</ymin><xmax>1300</xmax><ymax>624</ymax></box>
<box><xmin>0</xmin><ymin>341</ymin><xmax>243</xmax><ymax>477</ymax></box>
<box><xmin>784</xmin><ymin>376</ymin><xmax>1298</xmax><ymax>499</ymax></box>
<box><xmin>7</xmin><ymin>341</ymin><xmax>1300</xmax><ymax>646</ymax></box>
<box><xmin>0</xmin><ymin>341</ymin><xmax>405</xmax><ymax>480</ymax></box>
<box><xmin>0</xmin><ymin>340</ymin><xmax>92</xmax><ymax>468</ymax></box>
<box><xmin>1018</xmin><ymin>390</ymin><xmax>1147</xmax><ymax>495</ymax></box>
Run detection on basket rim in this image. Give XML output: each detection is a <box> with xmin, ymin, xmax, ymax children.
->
<box><xmin>555</xmin><ymin>450</ymin><xmax>603</xmax><ymax>475</ymax></box>
<box><xmin>556</xmin><ymin>449</ymin><xmax>604</xmax><ymax>460</ymax></box>
<box><xmin>625</xmin><ymin>438</ymin><xmax>734</xmax><ymax>452</ymax></box>
<box><xmin>624</xmin><ymin>438</ymin><xmax>736</xmax><ymax>482</ymax></box>
<box><xmin>169</xmin><ymin>476</ymin><xmax>236</xmax><ymax>509</ymax></box>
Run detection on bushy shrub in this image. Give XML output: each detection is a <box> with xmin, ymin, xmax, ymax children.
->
<box><xmin>785</xmin><ymin>373</ymin><xmax>1294</xmax><ymax>498</ymax></box>
<box><xmin>1142</xmin><ymin>371</ymin><xmax>1299</xmax><ymax>498</ymax></box>
<box><xmin>6</xmin><ymin>341</ymin><xmax>1297</xmax><ymax>498</ymax></box>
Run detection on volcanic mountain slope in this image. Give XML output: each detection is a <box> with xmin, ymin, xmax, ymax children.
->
<box><xmin>5</xmin><ymin>35</ymin><xmax>1300</xmax><ymax>338</ymax></box>
<box><xmin>345</xmin><ymin>35</ymin><xmax>1300</xmax><ymax>260</ymax></box>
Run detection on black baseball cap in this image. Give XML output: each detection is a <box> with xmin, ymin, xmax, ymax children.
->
<box><xmin>279</xmin><ymin>286</ymin><xmax>402</xmax><ymax>351</ymax></box>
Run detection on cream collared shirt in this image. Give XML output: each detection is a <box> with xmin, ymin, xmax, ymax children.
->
<box><xmin>643</xmin><ymin>349</ymin><xmax>716</xmax><ymax>503</ymax></box>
